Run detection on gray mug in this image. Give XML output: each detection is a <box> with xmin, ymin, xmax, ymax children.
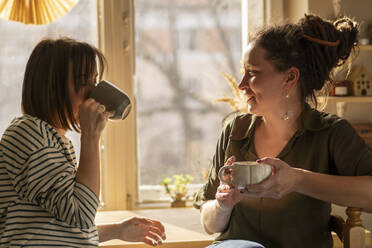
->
<box><xmin>218</xmin><ymin>161</ymin><xmax>272</xmax><ymax>189</ymax></box>
<box><xmin>89</xmin><ymin>80</ymin><xmax>132</xmax><ymax>120</ymax></box>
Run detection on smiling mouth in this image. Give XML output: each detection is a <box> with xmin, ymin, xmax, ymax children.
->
<box><xmin>246</xmin><ymin>96</ymin><xmax>255</xmax><ymax>102</ymax></box>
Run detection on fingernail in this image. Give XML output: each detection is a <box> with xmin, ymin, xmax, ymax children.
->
<box><xmin>257</xmin><ymin>159</ymin><xmax>262</xmax><ymax>163</ymax></box>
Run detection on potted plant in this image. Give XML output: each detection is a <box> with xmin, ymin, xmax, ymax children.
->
<box><xmin>161</xmin><ymin>174</ymin><xmax>194</xmax><ymax>208</ymax></box>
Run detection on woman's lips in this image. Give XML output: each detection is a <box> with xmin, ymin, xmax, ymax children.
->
<box><xmin>246</xmin><ymin>95</ymin><xmax>255</xmax><ymax>102</ymax></box>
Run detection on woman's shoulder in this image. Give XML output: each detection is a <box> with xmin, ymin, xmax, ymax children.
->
<box><xmin>2</xmin><ymin>115</ymin><xmax>61</xmax><ymax>149</ymax></box>
<box><xmin>224</xmin><ymin>112</ymin><xmax>256</xmax><ymax>140</ymax></box>
<box><xmin>302</xmin><ymin>105</ymin><xmax>347</xmax><ymax>132</ymax></box>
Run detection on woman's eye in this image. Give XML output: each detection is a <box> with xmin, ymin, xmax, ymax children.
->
<box><xmin>245</xmin><ymin>70</ymin><xmax>257</xmax><ymax>76</ymax></box>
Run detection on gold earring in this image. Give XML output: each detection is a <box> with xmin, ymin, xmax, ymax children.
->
<box><xmin>280</xmin><ymin>93</ymin><xmax>294</xmax><ymax>121</ymax></box>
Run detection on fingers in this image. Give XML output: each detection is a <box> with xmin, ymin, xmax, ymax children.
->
<box><xmin>135</xmin><ymin>218</ymin><xmax>166</xmax><ymax>246</ymax></box>
<box><xmin>141</xmin><ymin>218</ymin><xmax>166</xmax><ymax>240</ymax></box>
<box><xmin>143</xmin><ymin>236</ymin><xmax>160</xmax><ymax>246</ymax></box>
<box><xmin>81</xmin><ymin>98</ymin><xmax>109</xmax><ymax>117</ymax></box>
<box><xmin>225</xmin><ymin>156</ymin><xmax>235</xmax><ymax>166</ymax></box>
<box><xmin>96</xmin><ymin>103</ymin><xmax>106</xmax><ymax>113</ymax></box>
<box><xmin>217</xmin><ymin>184</ymin><xmax>235</xmax><ymax>194</ymax></box>
<box><xmin>246</xmin><ymin>158</ymin><xmax>297</xmax><ymax>199</ymax></box>
<box><xmin>80</xmin><ymin>99</ymin><xmax>109</xmax><ymax>133</ymax></box>
<box><xmin>257</xmin><ymin>157</ymin><xmax>283</xmax><ymax>173</ymax></box>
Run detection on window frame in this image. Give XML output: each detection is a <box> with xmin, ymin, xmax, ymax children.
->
<box><xmin>98</xmin><ymin>0</ymin><xmax>284</xmax><ymax>210</ymax></box>
<box><xmin>97</xmin><ymin>0</ymin><xmax>138</xmax><ymax>210</ymax></box>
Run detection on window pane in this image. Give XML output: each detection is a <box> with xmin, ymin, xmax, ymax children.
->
<box><xmin>0</xmin><ymin>0</ymin><xmax>98</xmax><ymax>159</ymax></box>
<box><xmin>135</xmin><ymin>0</ymin><xmax>242</xmax><ymax>199</ymax></box>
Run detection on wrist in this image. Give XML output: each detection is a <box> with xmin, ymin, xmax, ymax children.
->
<box><xmin>97</xmin><ymin>222</ymin><xmax>121</xmax><ymax>242</ymax></box>
<box><xmin>214</xmin><ymin>199</ymin><xmax>232</xmax><ymax>213</ymax></box>
<box><xmin>293</xmin><ymin>167</ymin><xmax>306</xmax><ymax>193</ymax></box>
<box><xmin>81</xmin><ymin>132</ymin><xmax>100</xmax><ymax>143</ymax></box>
<box><xmin>112</xmin><ymin>222</ymin><xmax>122</xmax><ymax>240</ymax></box>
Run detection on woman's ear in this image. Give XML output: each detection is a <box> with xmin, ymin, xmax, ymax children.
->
<box><xmin>284</xmin><ymin>66</ymin><xmax>300</xmax><ymax>90</ymax></box>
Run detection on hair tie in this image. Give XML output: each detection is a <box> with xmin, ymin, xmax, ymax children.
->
<box><xmin>303</xmin><ymin>34</ymin><xmax>340</xmax><ymax>47</ymax></box>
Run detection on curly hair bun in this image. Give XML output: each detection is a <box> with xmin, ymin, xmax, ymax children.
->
<box><xmin>300</xmin><ymin>14</ymin><xmax>359</xmax><ymax>69</ymax></box>
<box><xmin>333</xmin><ymin>17</ymin><xmax>359</xmax><ymax>61</ymax></box>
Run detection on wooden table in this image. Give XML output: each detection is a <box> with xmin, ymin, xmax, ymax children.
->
<box><xmin>96</xmin><ymin>208</ymin><xmax>217</xmax><ymax>248</ymax></box>
<box><xmin>96</xmin><ymin>207</ymin><xmax>370</xmax><ymax>248</ymax></box>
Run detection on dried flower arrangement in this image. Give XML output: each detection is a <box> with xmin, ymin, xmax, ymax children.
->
<box><xmin>216</xmin><ymin>71</ymin><xmax>248</xmax><ymax>113</ymax></box>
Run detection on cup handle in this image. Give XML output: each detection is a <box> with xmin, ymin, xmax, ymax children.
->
<box><xmin>218</xmin><ymin>165</ymin><xmax>233</xmax><ymax>184</ymax></box>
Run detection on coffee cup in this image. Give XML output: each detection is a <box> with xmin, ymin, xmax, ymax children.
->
<box><xmin>218</xmin><ymin>161</ymin><xmax>272</xmax><ymax>189</ymax></box>
<box><xmin>89</xmin><ymin>80</ymin><xmax>132</xmax><ymax>120</ymax></box>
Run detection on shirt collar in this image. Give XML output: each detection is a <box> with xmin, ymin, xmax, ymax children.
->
<box><xmin>229</xmin><ymin>103</ymin><xmax>332</xmax><ymax>141</ymax></box>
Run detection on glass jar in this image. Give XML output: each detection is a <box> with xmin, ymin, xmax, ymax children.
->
<box><xmin>334</xmin><ymin>80</ymin><xmax>350</xmax><ymax>96</ymax></box>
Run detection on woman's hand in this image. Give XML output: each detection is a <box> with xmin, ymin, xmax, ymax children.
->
<box><xmin>79</xmin><ymin>99</ymin><xmax>109</xmax><ymax>138</ymax></box>
<box><xmin>216</xmin><ymin>156</ymin><xmax>246</xmax><ymax>209</ymax></box>
<box><xmin>244</xmin><ymin>157</ymin><xmax>301</xmax><ymax>199</ymax></box>
<box><xmin>117</xmin><ymin>217</ymin><xmax>166</xmax><ymax>246</ymax></box>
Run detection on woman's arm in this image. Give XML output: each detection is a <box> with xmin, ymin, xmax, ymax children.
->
<box><xmin>245</xmin><ymin>158</ymin><xmax>372</xmax><ymax>212</ymax></box>
<box><xmin>295</xmin><ymin>169</ymin><xmax>372</xmax><ymax>212</ymax></box>
<box><xmin>200</xmin><ymin>199</ymin><xmax>233</xmax><ymax>234</ymax></box>
<box><xmin>97</xmin><ymin>217</ymin><xmax>166</xmax><ymax>246</ymax></box>
<box><xmin>200</xmin><ymin>156</ymin><xmax>246</xmax><ymax>234</ymax></box>
<box><xmin>76</xmin><ymin>99</ymin><xmax>109</xmax><ymax>196</ymax></box>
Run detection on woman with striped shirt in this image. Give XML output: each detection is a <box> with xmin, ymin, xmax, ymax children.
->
<box><xmin>0</xmin><ymin>37</ymin><xmax>166</xmax><ymax>247</ymax></box>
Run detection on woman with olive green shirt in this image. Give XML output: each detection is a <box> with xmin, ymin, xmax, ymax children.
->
<box><xmin>194</xmin><ymin>104</ymin><xmax>372</xmax><ymax>247</ymax></box>
<box><xmin>194</xmin><ymin>14</ymin><xmax>372</xmax><ymax>248</ymax></box>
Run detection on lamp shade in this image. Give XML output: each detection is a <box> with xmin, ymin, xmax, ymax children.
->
<box><xmin>0</xmin><ymin>0</ymin><xmax>78</xmax><ymax>25</ymax></box>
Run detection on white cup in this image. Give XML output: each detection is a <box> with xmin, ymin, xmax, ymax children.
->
<box><xmin>218</xmin><ymin>161</ymin><xmax>272</xmax><ymax>189</ymax></box>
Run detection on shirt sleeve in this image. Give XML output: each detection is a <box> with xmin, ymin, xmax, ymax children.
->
<box><xmin>193</xmin><ymin>121</ymin><xmax>233</xmax><ymax>209</ymax></box>
<box><xmin>8</xmin><ymin>145</ymin><xmax>100</xmax><ymax>229</ymax></box>
<box><xmin>329</xmin><ymin>119</ymin><xmax>372</xmax><ymax>176</ymax></box>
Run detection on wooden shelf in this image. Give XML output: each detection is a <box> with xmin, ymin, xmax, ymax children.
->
<box><xmin>360</xmin><ymin>45</ymin><xmax>372</xmax><ymax>51</ymax></box>
<box><xmin>318</xmin><ymin>96</ymin><xmax>372</xmax><ymax>103</ymax></box>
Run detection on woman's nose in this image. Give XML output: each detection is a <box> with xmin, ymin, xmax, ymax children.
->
<box><xmin>238</xmin><ymin>75</ymin><xmax>248</xmax><ymax>90</ymax></box>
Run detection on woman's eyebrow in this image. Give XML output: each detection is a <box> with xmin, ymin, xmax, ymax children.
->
<box><xmin>244</xmin><ymin>64</ymin><xmax>260</xmax><ymax>70</ymax></box>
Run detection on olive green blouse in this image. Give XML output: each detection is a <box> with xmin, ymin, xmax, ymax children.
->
<box><xmin>194</xmin><ymin>104</ymin><xmax>372</xmax><ymax>248</ymax></box>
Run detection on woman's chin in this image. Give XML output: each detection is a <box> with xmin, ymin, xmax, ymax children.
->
<box><xmin>247</xmin><ymin>103</ymin><xmax>256</xmax><ymax>114</ymax></box>
<box><xmin>247</xmin><ymin>104</ymin><xmax>263</xmax><ymax>116</ymax></box>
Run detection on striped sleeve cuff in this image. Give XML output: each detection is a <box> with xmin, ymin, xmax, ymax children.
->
<box><xmin>73</xmin><ymin>182</ymin><xmax>100</xmax><ymax>227</ymax></box>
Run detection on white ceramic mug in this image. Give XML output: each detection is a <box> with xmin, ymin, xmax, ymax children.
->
<box><xmin>218</xmin><ymin>161</ymin><xmax>272</xmax><ymax>189</ymax></box>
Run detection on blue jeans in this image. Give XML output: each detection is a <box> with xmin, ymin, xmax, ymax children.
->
<box><xmin>206</xmin><ymin>240</ymin><xmax>265</xmax><ymax>248</ymax></box>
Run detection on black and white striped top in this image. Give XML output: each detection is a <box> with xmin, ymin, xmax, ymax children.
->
<box><xmin>0</xmin><ymin>115</ymin><xmax>100</xmax><ymax>247</ymax></box>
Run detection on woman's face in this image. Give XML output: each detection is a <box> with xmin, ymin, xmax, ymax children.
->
<box><xmin>68</xmin><ymin>64</ymin><xmax>98</xmax><ymax>122</ymax></box>
<box><xmin>239</xmin><ymin>42</ymin><xmax>288</xmax><ymax>117</ymax></box>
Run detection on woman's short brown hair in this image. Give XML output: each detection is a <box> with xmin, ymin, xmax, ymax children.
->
<box><xmin>22</xmin><ymin>37</ymin><xmax>106</xmax><ymax>132</ymax></box>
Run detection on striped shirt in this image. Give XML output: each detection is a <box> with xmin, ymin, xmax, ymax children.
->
<box><xmin>0</xmin><ymin>115</ymin><xmax>100</xmax><ymax>247</ymax></box>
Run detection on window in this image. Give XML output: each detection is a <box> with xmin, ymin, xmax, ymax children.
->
<box><xmin>0</xmin><ymin>0</ymin><xmax>276</xmax><ymax>209</ymax></box>
<box><xmin>0</xmin><ymin>0</ymin><xmax>98</xmax><ymax>160</ymax></box>
<box><xmin>135</xmin><ymin>0</ymin><xmax>242</xmax><ymax>202</ymax></box>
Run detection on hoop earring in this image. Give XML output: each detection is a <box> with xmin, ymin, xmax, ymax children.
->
<box><xmin>280</xmin><ymin>93</ymin><xmax>294</xmax><ymax>121</ymax></box>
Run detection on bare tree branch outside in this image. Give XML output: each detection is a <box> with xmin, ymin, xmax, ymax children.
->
<box><xmin>135</xmin><ymin>0</ymin><xmax>242</xmax><ymax>187</ymax></box>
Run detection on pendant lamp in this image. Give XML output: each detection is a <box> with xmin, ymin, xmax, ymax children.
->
<box><xmin>0</xmin><ymin>0</ymin><xmax>78</xmax><ymax>25</ymax></box>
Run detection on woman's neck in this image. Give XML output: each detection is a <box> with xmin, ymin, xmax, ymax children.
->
<box><xmin>55</xmin><ymin>128</ymin><xmax>67</xmax><ymax>137</ymax></box>
<box><xmin>259</xmin><ymin>104</ymin><xmax>303</xmax><ymax>139</ymax></box>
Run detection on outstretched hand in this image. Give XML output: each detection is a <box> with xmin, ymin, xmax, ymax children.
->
<box><xmin>244</xmin><ymin>157</ymin><xmax>301</xmax><ymax>199</ymax></box>
<box><xmin>117</xmin><ymin>217</ymin><xmax>166</xmax><ymax>246</ymax></box>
